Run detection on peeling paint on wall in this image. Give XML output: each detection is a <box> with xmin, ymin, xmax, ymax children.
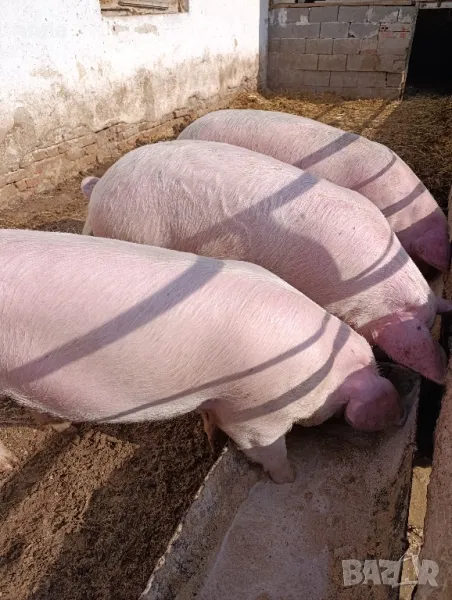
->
<box><xmin>0</xmin><ymin>0</ymin><xmax>268</xmax><ymax>186</ymax></box>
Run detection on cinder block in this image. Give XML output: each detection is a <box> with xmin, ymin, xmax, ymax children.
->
<box><xmin>326</xmin><ymin>86</ymin><xmax>344</xmax><ymax>96</ymax></box>
<box><xmin>349</xmin><ymin>23</ymin><xmax>379</xmax><ymax>39</ymax></box>
<box><xmin>280</xmin><ymin>38</ymin><xmax>306</xmax><ymax>53</ymax></box>
<box><xmin>303</xmin><ymin>70</ymin><xmax>331</xmax><ymax>86</ymax></box>
<box><xmin>309</xmin><ymin>6</ymin><xmax>338</xmax><ymax>23</ymax></box>
<box><xmin>333</xmin><ymin>38</ymin><xmax>361</xmax><ymax>54</ymax></box>
<box><xmin>380</xmin><ymin>23</ymin><xmax>412</xmax><ymax>33</ymax></box>
<box><xmin>358</xmin><ymin>71</ymin><xmax>387</xmax><ymax>87</ymax></box>
<box><xmin>320</xmin><ymin>22</ymin><xmax>349</xmax><ymax>39</ymax></box>
<box><xmin>347</xmin><ymin>54</ymin><xmax>378</xmax><ymax>71</ymax></box>
<box><xmin>268</xmin><ymin>38</ymin><xmax>281</xmax><ymax>53</ymax></box>
<box><xmin>398</xmin><ymin>7</ymin><xmax>417</xmax><ymax>23</ymax></box>
<box><xmin>267</xmin><ymin>52</ymin><xmax>281</xmax><ymax>72</ymax></box>
<box><xmin>330</xmin><ymin>71</ymin><xmax>359</xmax><ymax>88</ymax></box>
<box><xmin>286</xmin><ymin>7</ymin><xmax>309</xmax><ymax>24</ymax></box>
<box><xmin>318</xmin><ymin>54</ymin><xmax>347</xmax><ymax>72</ymax></box>
<box><xmin>387</xmin><ymin>72</ymin><xmax>403</xmax><ymax>87</ymax></box>
<box><xmin>292</xmin><ymin>53</ymin><xmax>319</xmax><ymax>71</ymax></box>
<box><xmin>292</xmin><ymin>22</ymin><xmax>320</xmax><ymax>39</ymax></box>
<box><xmin>376</xmin><ymin>53</ymin><xmax>407</xmax><ymax>72</ymax></box>
<box><xmin>269</xmin><ymin>23</ymin><xmax>294</xmax><ymax>39</ymax></box>
<box><xmin>377</xmin><ymin>33</ymin><xmax>411</xmax><ymax>55</ymax></box>
<box><xmin>306</xmin><ymin>37</ymin><xmax>333</xmax><ymax>54</ymax></box>
<box><xmin>367</xmin><ymin>7</ymin><xmax>399</xmax><ymax>24</ymax></box>
<box><xmin>338</xmin><ymin>6</ymin><xmax>368</xmax><ymax>23</ymax></box>
<box><xmin>360</xmin><ymin>39</ymin><xmax>378</xmax><ymax>54</ymax></box>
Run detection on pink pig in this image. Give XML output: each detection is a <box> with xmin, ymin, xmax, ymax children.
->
<box><xmin>81</xmin><ymin>140</ymin><xmax>452</xmax><ymax>384</ymax></box>
<box><xmin>178</xmin><ymin>109</ymin><xmax>450</xmax><ymax>275</ymax></box>
<box><xmin>0</xmin><ymin>229</ymin><xmax>401</xmax><ymax>483</ymax></box>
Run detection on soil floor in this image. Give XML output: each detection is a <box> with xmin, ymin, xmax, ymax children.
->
<box><xmin>1</xmin><ymin>90</ymin><xmax>451</xmax><ymax>600</ymax></box>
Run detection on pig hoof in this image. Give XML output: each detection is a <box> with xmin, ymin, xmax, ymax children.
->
<box><xmin>268</xmin><ymin>462</ymin><xmax>296</xmax><ymax>484</ymax></box>
<box><xmin>0</xmin><ymin>447</ymin><xmax>20</xmax><ymax>472</ymax></box>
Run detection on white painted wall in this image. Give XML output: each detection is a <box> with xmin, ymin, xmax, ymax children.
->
<box><xmin>0</xmin><ymin>0</ymin><xmax>267</xmax><ymax>171</ymax></box>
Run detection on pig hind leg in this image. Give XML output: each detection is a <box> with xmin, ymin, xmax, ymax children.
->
<box><xmin>216</xmin><ymin>409</ymin><xmax>295</xmax><ymax>484</ymax></box>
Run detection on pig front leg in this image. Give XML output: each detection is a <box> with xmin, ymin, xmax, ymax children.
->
<box><xmin>0</xmin><ymin>440</ymin><xmax>19</xmax><ymax>472</ymax></box>
<box><xmin>221</xmin><ymin>419</ymin><xmax>296</xmax><ymax>484</ymax></box>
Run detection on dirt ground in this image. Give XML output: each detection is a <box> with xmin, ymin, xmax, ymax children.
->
<box><xmin>1</xmin><ymin>90</ymin><xmax>452</xmax><ymax>600</ymax></box>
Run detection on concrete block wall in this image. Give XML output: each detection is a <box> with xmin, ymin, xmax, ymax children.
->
<box><xmin>268</xmin><ymin>4</ymin><xmax>418</xmax><ymax>99</ymax></box>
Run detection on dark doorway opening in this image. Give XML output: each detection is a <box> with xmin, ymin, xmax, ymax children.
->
<box><xmin>405</xmin><ymin>8</ymin><xmax>452</xmax><ymax>96</ymax></box>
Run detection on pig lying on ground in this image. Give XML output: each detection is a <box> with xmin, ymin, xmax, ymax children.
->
<box><xmin>178</xmin><ymin>109</ymin><xmax>450</xmax><ymax>275</ymax></box>
<box><xmin>0</xmin><ymin>229</ymin><xmax>401</xmax><ymax>483</ymax></box>
<box><xmin>81</xmin><ymin>141</ymin><xmax>452</xmax><ymax>384</ymax></box>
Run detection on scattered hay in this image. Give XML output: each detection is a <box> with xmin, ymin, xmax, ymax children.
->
<box><xmin>231</xmin><ymin>91</ymin><xmax>452</xmax><ymax>212</ymax></box>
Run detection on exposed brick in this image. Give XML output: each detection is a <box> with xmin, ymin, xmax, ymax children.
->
<box><xmin>376</xmin><ymin>54</ymin><xmax>407</xmax><ymax>73</ymax></box>
<box><xmin>281</xmin><ymin>38</ymin><xmax>307</xmax><ymax>53</ymax></box>
<box><xmin>377</xmin><ymin>33</ymin><xmax>411</xmax><ymax>55</ymax></box>
<box><xmin>58</xmin><ymin>141</ymin><xmax>72</xmax><ymax>153</ymax></box>
<box><xmin>76</xmin><ymin>154</ymin><xmax>97</xmax><ymax>171</ymax></box>
<box><xmin>358</xmin><ymin>71</ymin><xmax>387</xmax><ymax>87</ymax></box>
<box><xmin>318</xmin><ymin>54</ymin><xmax>346</xmax><ymax>72</ymax></box>
<box><xmin>387</xmin><ymin>73</ymin><xmax>404</xmax><ymax>87</ymax></box>
<box><xmin>0</xmin><ymin>175</ymin><xmax>6</xmax><ymax>188</ymax></box>
<box><xmin>292</xmin><ymin>23</ymin><xmax>320</xmax><ymax>39</ymax></box>
<box><xmin>5</xmin><ymin>169</ymin><xmax>26</xmax><ymax>184</ymax></box>
<box><xmin>398</xmin><ymin>7</ymin><xmax>417</xmax><ymax>23</ymax></box>
<box><xmin>15</xmin><ymin>180</ymin><xmax>28</xmax><ymax>192</ymax></box>
<box><xmin>306</xmin><ymin>38</ymin><xmax>332</xmax><ymax>54</ymax></box>
<box><xmin>45</xmin><ymin>146</ymin><xmax>59</xmax><ymax>158</ymax></box>
<box><xmin>330</xmin><ymin>71</ymin><xmax>359</xmax><ymax>88</ymax></box>
<box><xmin>309</xmin><ymin>6</ymin><xmax>338</xmax><ymax>23</ymax></box>
<box><xmin>347</xmin><ymin>54</ymin><xmax>377</xmax><ymax>71</ymax></box>
<box><xmin>138</xmin><ymin>122</ymin><xmax>151</xmax><ymax>132</ymax></box>
<box><xmin>292</xmin><ymin>54</ymin><xmax>319</xmax><ymax>71</ymax></box>
<box><xmin>285</xmin><ymin>7</ymin><xmax>309</xmax><ymax>24</ymax></box>
<box><xmin>19</xmin><ymin>156</ymin><xmax>33</xmax><ymax>169</ymax></box>
<box><xmin>0</xmin><ymin>184</ymin><xmax>18</xmax><ymax>202</ymax></box>
<box><xmin>78</xmin><ymin>134</ymin><xmax>97</xmax><ymax>148</ymax></box>
<box><xmin>303</xmin><ymin>70</ymin><xmax>331</xmax><ymax>87</ymax></box>
<box><xmin>32</xmin><ymin>156</ymin><xmax>63</xmax><ymax>175</ymax></box>
<box><xmin>333</xmin><ymin>38</ymin><xmax>361</xmax><ymax>54</ymax></box>
<box><xmin>367</xmin><ymin>7</ymin><xmax>399</xmax><ymax>24</ymax></box>
<box><xmin>84</xmin><ymin>143</ymin><xmax>98</xmax><ymax>156</ymax></box>
<box><xmin>380</xmin><ymin>23</ymin><xmax>412</xmax><ymax>33</ymax></box>
<box><xmin>32</xmin><ymin>149</ymin><xmax>47</xmax><ymax>162</ymax></box>
<box><xmin>338</xmin><ymin>6</ymin><xmax>368</xmax><ymax>23</ymax></box>
<box><xmin>320</xmin><ymin>22</ymin><xmax>349</xmax><ymax>39</ymax></box>
<box><xmin>25</xmin><ymin>176</ymin><xmax>43</xmax><ymax>189</ymax></box>
<box><xmin>349</xmin><ymin>23</ymin><xmax>379</xmax><ymax>39</ymax></box>
<box><xmin>268</xmin><ymin>38</ymin><xmax>281</xmax><ymax>53</ymax></box>
<box><xmin>360</xmin><ymin>39</ymin><xmax>378</xmax><ymax>54</ymax></box>
<box><xmin>66</xmin><ymin>148</ymin><xmax>85</xmax><ymax>161</ymax></box>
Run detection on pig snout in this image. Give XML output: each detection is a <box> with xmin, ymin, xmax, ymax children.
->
<box><xmin>343</xmin><ymin>373</ymin><xmax>402</xmax><ymax>432</ymax></box>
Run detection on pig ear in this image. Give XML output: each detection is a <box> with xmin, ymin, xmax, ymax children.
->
<box><xmin>371</xmin><ymin>313</ymin><xmax>446</xmax><ymax>384</ymax></box>
<box><xmin>436</xmin><ymin>296</ymin><xmax>452</xmax><ymax>314</ymax></box>
<box><xmin>81</xmin><ymin>176</ymin><xmax>99</xmax><ymax>200</ymax></box>
<box><xmin>412</xmin><ymin>229</ymin><xmax>451</xmax><ymax>273</ymax></box>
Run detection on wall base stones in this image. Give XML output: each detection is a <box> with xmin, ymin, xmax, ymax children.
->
<box><xmin>268</xmin><ymin>3</ymin><xmax>417</xmax><ymax>99</ymax></box>
<box><xmin>0</xmin><ymin>87</ymin><xmax>249</xmax><ymax>206</ymax></box>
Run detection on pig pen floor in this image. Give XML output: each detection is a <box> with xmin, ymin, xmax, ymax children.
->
<box><xmin>1</xmin><ymin>91</ymin><xmax>452</xmax><ymax>600</ymax></box>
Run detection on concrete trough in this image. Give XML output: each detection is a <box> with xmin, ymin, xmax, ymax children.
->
<box><xmin>141</xmin><ymin>365</ymin><xmax>420</xmax><ymax>600</ymax></box>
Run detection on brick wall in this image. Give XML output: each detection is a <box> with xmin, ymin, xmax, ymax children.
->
<box><xmin>268</xmin><ymin>4</ymin><xmax>418</xmax><ymax>99</ymax></box>
<box><xmin>0</xmin><ymin>89</ymin><xmax>245</xmax><ymax>206</ymax></box>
